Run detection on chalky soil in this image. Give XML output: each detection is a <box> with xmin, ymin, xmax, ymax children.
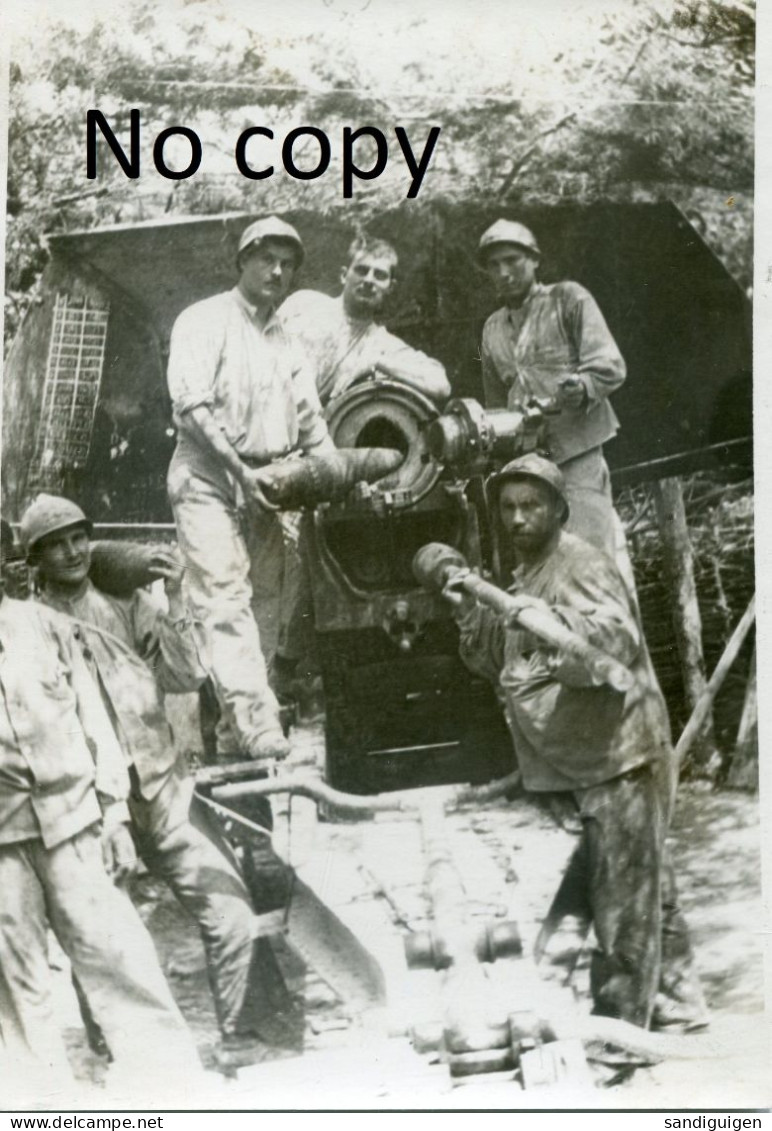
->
<box><xmin>62</xmin><ymin>722</ymin><xmax>767</xmax><ymax>1109</ymax></box>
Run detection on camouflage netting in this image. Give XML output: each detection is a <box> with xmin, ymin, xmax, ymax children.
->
<box><xmin>617</xmin><ymin>472</ymin><xmax>755</xmax><ymax>778</ymax></box>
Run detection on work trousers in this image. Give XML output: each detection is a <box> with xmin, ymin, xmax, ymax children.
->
<box><xmin>549</xmin><ymin>762</ymin><xmax>707</xmax><ymax>1029</ymax></box>
<box><xmin>168</xmin><ymin>462</ymin><xmax>285</xmax><ymax>755</ymax></box>
<box><xmin>129</xmin><ymin>770</ymin><xmax>257</xmax><ymax>1038</ymax></box>
<box><xmin>277</xmin><ymin>510</ymin><xmax>313</xmax><ymax>664</ymax></box>
<box><xmin>0</xmin><ymin>826</ymin><xmax>199</xmax><ymax>1085</ymax></box>
<box><xmin>559</xmin><ymin>447</ymin><xmax>636</xmax><ymax>596</ymax></box>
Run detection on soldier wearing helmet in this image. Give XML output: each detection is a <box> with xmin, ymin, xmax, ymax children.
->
<box><xmin>477</xmin><ymin>218</ymin><xmax>629</xmax><ymax>569</ymax></box>
<box><xmin>19</xmin><ymin>491</ymin><xmax>292</xmax><ymax>1069</ymax></box>
<box><xmin>0</xmin><ymin>505</ymin><xmax>203</xmax><ymax>1087</ymax></box>
<box><xmin>442</xmin><ymin>453</ymin><xmax>708</xmax><ymax>1036</ymax></box>
<box><xmin>20</xmin><ymin>494</ymin><xmax>92</xmax><ymax>566</ymax></box>
<box><xmin>166</xmin><ymin>215</ymin><xmax>334</xmax><ymax>762</ymax></box>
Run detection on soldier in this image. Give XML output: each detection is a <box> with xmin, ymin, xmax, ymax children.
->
<box><xmin>166</xmin><ymin>216</ymin><xmax>334</xmax><ymax>761</ymax></box>
<box><xmin>277</xmin><ymin>234</ymin><xmax>451</xmax><ymax>408</ymax></box>
<box><xmin>19</xmin><ymin>493</ymin><xmax>291</xmax><ymax>1070</ymax></box>
<box><xmin>274</xmin><ymin>235</ymin><xmax>451</xmax><ymax>696</ymax></box>
<box><xmin>478</xmin><ymin>219</ymin><xmax>627</xmax><ymax>564</ymax></box>
<box><xmin>0</xmin><ymin>518</ymin><xmax>201</xmax><ymax>1091</ymax></box>
<box><xmin>442</xmin><ymin>455</ymin><xmax>708</xmax><ymax>1032</ymax></box>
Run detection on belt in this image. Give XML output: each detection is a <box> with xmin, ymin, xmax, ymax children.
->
<box><xmin>239</xmin><ymin>452</ymin><xmax>291</xmax><ymax>470</ymax></box>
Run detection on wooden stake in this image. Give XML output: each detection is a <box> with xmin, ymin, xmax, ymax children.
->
<box><xmin>726</xmin><ymin>641</ymin><xmax>758</xmax><ymax>791</ymax></box>
<box><xmin>653</xmin><ymin>476</ymin><xmax>719</xmax><ymax>778</ymax></box>
<box><xmin>675</xmin><ymin>595</ymin><xmax>756</xmax><ymax>770</ymax></box>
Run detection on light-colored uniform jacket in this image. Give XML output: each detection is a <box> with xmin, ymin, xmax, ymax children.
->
<box><xmin>0</xmin><ymin>595</ymin><xmax>128</xmax><ymax>847</ymax></box>
<box><xmin>278</xmin><ymin>289</ymin><xmax>448</xmax><ymax>408</ymax></box>
<box><xmin>39</xmin><ymin>581</ymin><xmax>205</xmax><ymax>801</ymax></box>
<box><xmin>481</xmin><ymin>281</ymin><xmax>626</xmax><ymax>464</ymax></box>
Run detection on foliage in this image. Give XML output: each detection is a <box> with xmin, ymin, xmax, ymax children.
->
<box><xmin>5</xmin><ymin>0</ymin><xmax>755</xmax><ymax>345</ymax></box>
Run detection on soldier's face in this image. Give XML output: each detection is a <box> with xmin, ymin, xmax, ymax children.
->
<box><xmin>499</xmin><ymin>480</ymin><xmax>562</xmax><ymax>554</ymax></box>
<box><xmin>341</xmin><ymin>254</ymin><xmax>394</xmax><ymax>318</ymax></box>
<box><xmin>484</xmin><ymin>244</ymin><xmax>539</xmax><ymax>305</ymax></box>
<box><xmin>239</xmin><ymin>239</ymin><xmax>298</xmax><ymax>308</ymax></box>
<box><xmin>37</xmin><ymin>526</ymin><xmax>91</xmax><ymax>590</ymax></box>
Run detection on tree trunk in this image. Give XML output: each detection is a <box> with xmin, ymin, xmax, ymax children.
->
<box><xmin>652</xmin><ymin>476</ymin><xmax>720</xmax><ymax>779</ymax></box>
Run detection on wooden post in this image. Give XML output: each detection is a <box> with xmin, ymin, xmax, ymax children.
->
<box><xmin>727</xmin><ymin>643</ymin><xmax>758</xmax><ymax>791</ymax></box>
<box><xmin>652</xmin><ymin>476</ymin><xmax>719</xmax><ymax>778</ymax></box>
<box><xmin>675</xmin><ymin>596</ymin><xmax>755</xmax><ymax>769</ymax></box>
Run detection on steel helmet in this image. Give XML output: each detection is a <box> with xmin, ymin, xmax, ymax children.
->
<box><xmin>478</xmin><ymin>219</ymin><xmax>541</xmax><ymax>263</ymax></box>
<box><xmin>486</xmin><ymin>453</ymin><xmax>569</xmax><ymax>524</ymax></box>
<box><xmin>19</xmin><ymin>494</ymin><xmax>92</xmax><ymax>558</ymax></box>
<box><xmin>237</xmin><ymin>216</ymin><xmax>305</xmax><ymax>267</ymax></box>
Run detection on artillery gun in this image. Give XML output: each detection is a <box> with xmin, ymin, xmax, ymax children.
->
<box><xmin>74</xmin><ymin>384</ymin><xmax>550</xmax><ymax>797</ymax></box>
<box><xmin>295</xmin><ymin>380</ymin><xmax>556</xmax><ymax>793</ymax></box>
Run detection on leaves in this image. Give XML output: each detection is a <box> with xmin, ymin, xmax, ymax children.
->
<box><xmin>5</xmin><ymin>0</ymin><xmax>754</xmax><ymax>346</ymax></box>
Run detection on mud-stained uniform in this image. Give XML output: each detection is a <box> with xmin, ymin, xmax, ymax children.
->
<box><xmin>456</xmin><ymin>530</ymin><xmax>707</xmax><ymax>1029</ymax></box>
<box><xmin>38</xmin><ymin>579</ymin><xmax>268</xmax><ymax>1042</ymax></box>
<box><xmin>166</xmin><ymin>286</ymin><xmax>331</xmax><ymax>753</ymax></box>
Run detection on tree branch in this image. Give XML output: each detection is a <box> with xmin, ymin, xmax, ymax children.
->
<box><xmin>496</xmin><ymin>111</ymin><xmax>577</xmax><ymax>197</ymax></box>
<box><xmin>497</xmin><ymin>22</ymin><xmax>660</xmax><ymax>197</ymax></box>
<box><xmin>53</xmin><ymin>185</ymin><xmax>110</xmax><ymax>207</ymax></box>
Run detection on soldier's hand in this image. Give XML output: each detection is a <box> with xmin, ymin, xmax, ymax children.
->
<box><xmin>441</xmin><ymin>574</ymin><xmax>476</xmax><ymax>617</ymax></box>
<box><xmin>242</xmin><ymin>467</ymin><xmax>281</xmax><ymax>512</ymax></box>
<box><xmin>149</xmin><ymin>548</ymin><xmax>185</xmax><ymax>595</ymax></box>
<box><xmin>349</xmin><ymin>365</ymin><xmax>379</xmax><ymax>386</ymax></box>
<box><xmin>557</xmin><ymin>377</ymin><xmax>587</xmax><ymax>410</ymax></box>
<box><xmin>101</xmin><ymin>815</ymin><xmax>137</xmax><ymax>886</ymax></box>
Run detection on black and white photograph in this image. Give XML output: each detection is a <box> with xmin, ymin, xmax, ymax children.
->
<box><xmin>0</xmin><ymin>0</ymin><xmax>767</xmax><ymax>1113</ymax></box>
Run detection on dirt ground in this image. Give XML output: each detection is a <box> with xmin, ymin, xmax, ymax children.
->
<box><xmin>39</xmin><ymin>719</ymin><xmax>770</xmax><ymax>1111</ymax></box>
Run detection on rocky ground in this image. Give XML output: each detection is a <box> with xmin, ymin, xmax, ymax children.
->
<box><xmin>36</xmin><ymin>715</ymin><xmax>768</xmax><ymax>1112</ymax></box>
